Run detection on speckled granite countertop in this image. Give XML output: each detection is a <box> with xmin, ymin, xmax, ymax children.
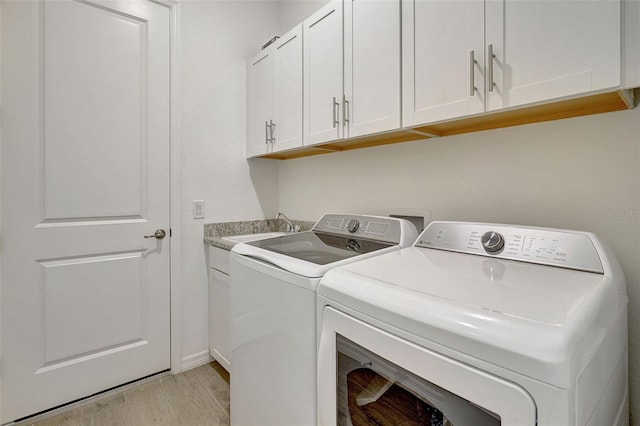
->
<box><xmin>204</xmin><ymin>219</ymin><xmax>315</xmax><ymax>250</ymax></box>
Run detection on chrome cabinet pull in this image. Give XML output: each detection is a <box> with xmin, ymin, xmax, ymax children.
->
<box><xmin>269</xmin><ymin>119</ymin><xmax>275</xmax><ymax>143</ymax></box>
<box><xmin>469</xmin><ymin>50</ymin><xmax>478</xmax><ymax>96</ymax></box>
<box><xmin>264</xmin><ymin>120</ymin><xmax>269</xmax><ymax>144</ymax></box>
<box><xmin>144</xmin><ymin>229</ymin><xmax>166</xmax><ymax>239</ymax></box>
<box><xmin>332</xmin><ymin>97</ymin><xmax>340</xmax><ymax>128</ymax></box>
<box><xmin>343</xmin><ymin>95</ymin><xmax>349</xmax><ymax>126</ymax></box>
<box><xmin>488</xmin><ymin>44</ymin><xmax>496</xmax><ymax>92</ymax></box>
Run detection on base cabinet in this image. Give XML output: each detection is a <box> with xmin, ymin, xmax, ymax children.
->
<box><xmin>208</xmin><ymin>247</ymin><xmax>231</xmax><ymax>371</ymax></box>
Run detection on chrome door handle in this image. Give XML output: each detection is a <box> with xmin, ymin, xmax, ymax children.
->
<box><xmin>265</xmin><ymin>120</ymin><xmax>269</xmax><ymax>144</ymax></box>
<box><xmin>488</xmin><ymin>44</ymin><xmax>496</xmax><ymax>92</ymax></box>
<box><xmin>343</xmin><ymin>95</ymin><xmax>349</xmax><ymax>126</ymax></box>
<box><xmin>144</xmin><ymin>229</ymin><xmax>166</xmax><ymax>239</ymax></box>
<box><xmin>332</xmin><ymin>97</ymin><xmax>340</xmax><ymax>128</ymax></box>
<box><xmin>269</xmin><ymin>119</ymin><xmax>275</xmax><ymax>143</ymax></box>
<box><xmin>470</xmin><ymin>50</ymin><xmax>478</xmax><ymax>96</ymax></box>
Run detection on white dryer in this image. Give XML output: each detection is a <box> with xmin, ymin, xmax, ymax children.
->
<box><xmin>317</xmin><ymin>222</ymin><xmax>628</xmax><ymax>426</ymax></box>
<box><xmin>229</xmin><ymin>213</ymin><xmax>418</xmax><ymax>426</ymax></box>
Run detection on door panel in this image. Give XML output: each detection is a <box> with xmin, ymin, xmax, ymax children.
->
<box><xmin>486</xmin><ymin>0</ymin><xmax>621</xmax><ymax>110</ymax></box>
<box><xmin>1</xmin><ymin>0</ymin><xmax>171</xmax><ymax>422</ymax></box>
<box><xmin>40</xmin><ymin>253</ymin><xmax>145</xmax><ymax>364</ymax></box>
<box><xmin>272</xmin><ymin>24</ymin><xmax>303</xmax><ymax>153</ymax></box>
<box><xmin>247</xmin><ymin>50</ymin><xmax>272</xmax><ymax>157</ymax></box>
<box><xmin>345</xmin><ymin>0</ymin><xmax>401</xmax><ymax>138</ymax></box>
<box><xmin>404</xmin><ymin>0</ymin><xmax>485</xmax><ymax>126</ymax></box>
<box><xmin>303</xmin><ymin>0</ymin><xmax>343</xmax><ymax>145</ymax></box>
<box><xmin>44</xmin><ymin>0</ymin><xmax>145</xmax><ymax>219</ymax></box>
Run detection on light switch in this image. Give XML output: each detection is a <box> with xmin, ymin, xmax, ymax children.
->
<box><xmin>193</xmin><ymin>200</ymin><xmax>205</xmax><ymax>219</ymax></box>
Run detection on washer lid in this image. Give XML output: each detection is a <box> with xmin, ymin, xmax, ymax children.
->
<box><xmin>245</xmin><ymin>231</ymin><xmax>394</xmax><ymax>265</ymax></box>
<box><xmin>318</xmin><ymin>247</ymin><xmax>626</xmax><ymax>387</ymax></box>
<box><xmin>231</xmin><ymin>214</ymin><xmax>419</xmax><ymax>278</ymax></box>
<box><xmin>232</xmin><ymin>232</ymin><xmax>397</xmax><ymax>277</ymax></box>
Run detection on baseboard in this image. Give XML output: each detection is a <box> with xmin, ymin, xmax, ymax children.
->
<box><xmin>181</xmin><ymin>350</ymin><xmax>212</xmax><ymax>372</ymax></box>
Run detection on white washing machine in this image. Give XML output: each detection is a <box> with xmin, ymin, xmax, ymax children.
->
<box><xmin>317</xmin><ymin>221</ymin><xmax>628</xmax><ymax>426</ymax></box>
<box><xmin>229</xmin><ymin>213</ymin><xmax>418</xmax><ymax>426</ymax></box>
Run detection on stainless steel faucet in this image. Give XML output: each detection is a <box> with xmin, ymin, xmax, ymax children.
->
<box><xmin>276</xmin><ymin>212</ymin><xmax>300</xmax><ymax>233</ymax></box>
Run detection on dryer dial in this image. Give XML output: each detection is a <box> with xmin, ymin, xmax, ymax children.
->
<box><xmin>481</xmin><ymin>231</ymin><xmax>505</xmax><ymax>253</ymax></box>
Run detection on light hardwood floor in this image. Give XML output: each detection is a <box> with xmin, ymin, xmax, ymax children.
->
<box><xmin>23</xmin><ymin>362</ymin><xmax>230</xmax><ymax>426</ymax></box>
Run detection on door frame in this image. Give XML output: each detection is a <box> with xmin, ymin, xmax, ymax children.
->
<box><xmin>0</xmin><ymin>0</ymin><xmax>183</xmax><ymax>420</ymax></box>
<box><xmin>160</xmin><ymin>0</ymin><xmax>184</xmax><ymax>377</ymax></box>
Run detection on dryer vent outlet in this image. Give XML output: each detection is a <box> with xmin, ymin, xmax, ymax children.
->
<box><xmin>389</xmin><ymin>215</ymin><xmax>425</xmax><ymax>233</ymax></box>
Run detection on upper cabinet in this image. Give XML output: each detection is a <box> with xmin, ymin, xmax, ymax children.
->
<box><xmin>486</xmin><ymin>0</ymin><xmax>620</xmax><ymax>111</ymax></box>
<box><xmin>304</xmin><ymin>0</ymin><xmax>401</xmax><ymax>146</ymax></box>
<box><xmin>402</xmin><ymin>0</ymin><xmax>485</xmax><ymax>125</ymax></box>
<box><xmin>247</xmin><ymin>48</ymin><xmax>273</xmax><ymax>158</ymax></box>
<box><xmin>344</xmin><ymin>0</ymin><xmax>401</xmax><ymax>138</ymax></box>
<box><xmin>246</xmin><ymin>25</ymin><xmax>303</xmax><ymax>158</ymax></box>
<box><xmin>247</xmin><ymin>0</ymin><xmax>636</xmax><ymax>160</ymax></box>
<box><xmin>403</xmin><ymin>0</ymin><xmax>623</xmax><ymax>127</ymax></box>
<box><xmin>303</xmin><ymin>1</ymin><xmax>343</xmax><ymax>145</ymax></box>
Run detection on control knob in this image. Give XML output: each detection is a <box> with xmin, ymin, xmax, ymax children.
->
<box><xmin>481</xmin><ymin>231</ymin><xmax>505</xmax><ymax>254</ymax></box>
<box><xmin>346</xmin><ymin>219</ymin><xmax>360</xmax><ymax>233</ymax></box>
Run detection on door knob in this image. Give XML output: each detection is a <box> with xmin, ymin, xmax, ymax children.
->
<box><xmin>144</xmin><ymin>229</ymin><xmax>166</xmax><ymax>239</ymax></box>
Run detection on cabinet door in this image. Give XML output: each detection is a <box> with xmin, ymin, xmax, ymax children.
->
<box><xmin>303</xmin><ymin>0</ymin><xmax>343</xmax><ymax>145</ymax></box>
<box><xmin>486</xmin><ymin>0</ymin><xmax>621</xmax><ymax>111</ymax></box>
<box><xmin>402</xmin><ymin>0</ymin><xmax>485</xmax><ymax>126</ymax></box>
<box><xmin>209</xmin><ymin>268</ymin><xmax>231</xmax><ymax>372</ymax></box>
<box><xmin>345</xmin><ymin>0</ymin><xmax>401</xmax><ymax>138</ymax></box>
<box><xmin>272</xmin><ymin>24</ymin><xmax>303</xmax><ymax>153</ymax></box>
<box><xmin>246</xmin><ymin>49</ymin><xmax>273</xmax><ymax>158</ymax></box>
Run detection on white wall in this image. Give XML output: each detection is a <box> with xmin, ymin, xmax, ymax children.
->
<box><xmin>182</xmin><ymin>0</ymin><xmax>640</xmax><ymax>422</ymax></box>
<box><xmin>0</xmin><ymin>3</ymin><xmax>3</xmax><ymax>420</ymax></box>
<box><xmin>278</xmin><ymin>106</ymin><xmax>640</xmax><ymax>423</ymax></box>
<box><xmin>277</xmin><ymin>0</ymin><xmax>328</xmax><ymax>33</ymax></box>
<box><xmin>179</xmin><ymin>0</ymin><xmax>280</xmax><ymax>365</ymax></box>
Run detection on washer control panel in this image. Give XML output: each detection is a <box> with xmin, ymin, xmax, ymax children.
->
<box><xmin>313</xmin><ymin>214</ymin><xmax>402</xmax><ymax>244</ymax></box>
<box><xmin>415</xmin><ymin>222</ymin><xmax>604</xmax><ymax>273</ymax></box>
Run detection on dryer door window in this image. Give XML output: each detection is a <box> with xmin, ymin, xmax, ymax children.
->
<box><xmin>317</xmin><ymin>307</ymin><xmax>537</xmax><ymax>426</ymax></box>
<box><xmin>336</xmin><ymin>335</ymin><xmax>500</xmax><ymax>426</ymax></box>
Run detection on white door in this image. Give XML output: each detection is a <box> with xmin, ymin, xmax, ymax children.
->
<box><xmin>247</xmin><ymin>48</ymin><xmax>273</xmax><ymax>157</ymax></box>
<box><xmin>1</xmin><ymin>0</ymin><xmax>171</xmax><ymax>422</ymax></box>
<box><xmin>485</xmin><ymin>0</ymin><xmax>621</xmax><ymax>111</ymax></box>
<box><xmin>344</xmin><ymin>0</ymin><xmax>401</xmax><ymax>138</ymax></box>
<box><xmin>402</xmin><ymin>0</ymin><xmax>485</xmax><ymax>126</ymax></box>
<box><xmin>272</xmin><ymin>24</ymin><xmax>303</xmax><ymax>153</ymax></box>
<box><xmin>303</xmin><ymin>0</ymin><xmax>343</xmax><ymax>146</ymax></box>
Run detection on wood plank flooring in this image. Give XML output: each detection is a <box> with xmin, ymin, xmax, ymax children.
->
<box><xmin>23</xmin><ymin>362</ymin><xmax>230</xmax><ymax>426</ymax></box>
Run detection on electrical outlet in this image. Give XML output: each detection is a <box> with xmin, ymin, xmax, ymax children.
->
<box><xmin>193</xmin><ymin>200</ymin><xmax>205</xmax><ymax>219</ymax></box>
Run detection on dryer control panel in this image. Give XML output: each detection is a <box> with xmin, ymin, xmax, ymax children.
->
<box><xmin>415</xmin><ymin>222</ymin><xmax>604</xmax><ymax>273</ymax></box>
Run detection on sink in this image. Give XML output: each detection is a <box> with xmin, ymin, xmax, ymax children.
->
<box><xmin>221</xmin><ymin>232</ymin><xmax>287</xmax><ymax>244</ymax></box>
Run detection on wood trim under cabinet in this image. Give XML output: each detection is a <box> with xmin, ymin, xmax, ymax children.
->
<box><xmin>257</xmin><ymin>90</ymin><xmax>634</xmax><ymax>160</ymax></box>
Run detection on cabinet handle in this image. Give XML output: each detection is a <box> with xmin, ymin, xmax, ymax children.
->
<box><xmin>269</xmin><ymin>119</ymin><xmax>275</xmax><ymax>143</ymax></box>
<box><xmin>343</xmin><ymin>95</ymin><xmax>349</xmax><ymax>126</ymax></box>
<box><xmin>469</xmin><ymin>50</ymin><xmax>478</xmax><ymax>96</ymax></box>
<box><xmin>488</xmin><ymin>44</ymin><xmax>496</xmax><ymax>92</ymax></box>
<box><xmin>332</xmin><ymin>97</ymin><xmax>340</xmax><ymax>128</ymax></box>
<box><xmin>265</xmin><ymin>120</ymin><xmax>269</xmax><ymax>144</ymax></box>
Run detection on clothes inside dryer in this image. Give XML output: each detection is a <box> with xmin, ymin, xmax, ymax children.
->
<box><xmin>337</xmin><ymin>335</ymin><xmax>500</xmax><ymax>426</ymax></box>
